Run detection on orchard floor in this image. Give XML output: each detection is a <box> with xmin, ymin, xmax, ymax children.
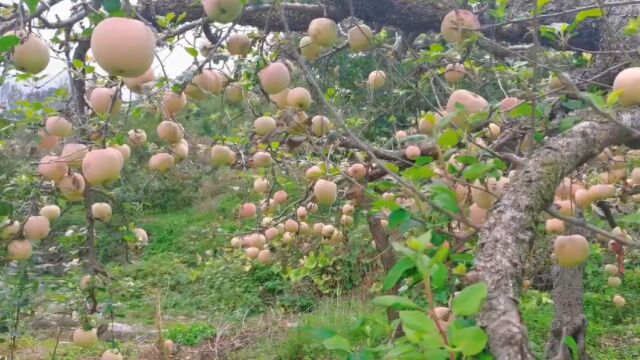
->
<box><xmin>3</xmin><ymin>207</ymin><xmax>640</xmax><ymax>359</ymax></box>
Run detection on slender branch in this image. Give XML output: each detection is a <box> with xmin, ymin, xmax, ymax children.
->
<box><xmin>545</xmin><ymin>207</ymin><xmax>640</xmax><ymax>247</ymax></box>
<box><xmin>482</xmin><ymin>0</ymin><xmax>640</xmax><ymax>31</ymax></box>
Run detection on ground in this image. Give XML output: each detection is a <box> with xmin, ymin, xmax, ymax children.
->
<box><xmin>2</xmin><ymin>201</ymin><xmax>640</xmax><ymax>359</ymax></box>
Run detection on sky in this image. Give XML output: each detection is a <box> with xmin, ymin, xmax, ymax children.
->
<box><xmin>2</xmin><ymin>0</ymin><xmax>226</xmax><ymax>88</ymax></box>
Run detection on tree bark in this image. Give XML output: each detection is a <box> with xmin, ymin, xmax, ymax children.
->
<box><xmin>474</xmin><ymin>110</ymin><xmax>640</xmax><ymax>360</ymax></box>
<box><xmin>368</xmin><ymin>215</ymin><xmax>399</xmax><ymax>325</ymax></box>
<box><xmin>545</xmin><ymin>220</ymin><xmax>591</xmax><ymax>360</ymax></box>
<box><xmin>545</xmin><ymin>265</ymin><xmax>588</xmax><ymax>360</ymax></box>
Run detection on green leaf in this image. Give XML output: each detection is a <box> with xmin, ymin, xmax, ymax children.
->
<box><xmin>102</xmin><ymin>0</ymin><xmax>121</xmax><ymax>13</ymax></box>
<box><xmin>402</xmin><ymin>165</ymin><xmax>435</xmax><ymax>182</ymax></box>
<box><xmin>607</xmin><ymin>89</ymin><xmax>623</xmax><ymax>107</ymax></box>
<box><xmin>177</xmin><ymin>12</ymin><xmax>188</xmax><ymax>23</ymax></box>
<box><xmin>586</xmin><ymin>92</ymin><xmax>606</xmax><ymax>108</ymax></box>
<box><xmin>452</xmin><ymin>282</ymin><xmax>488</xmax><ymax>317</ymax></box>
<box><xmin>509</xmin><ymin>102</ymin><xmax>533</xmax><ymax>118</ymax></box>
<box><xmin>536</xmin><ymin>0</ymin><xmax>550</xmax><ymax>12</ymax></box>
<box><xmin>431</xmin><ymin>243</ymin><xmax>450</xmax><ymax>264</ymax></box>
<box><xmin>415</xmin><ymin>156</ymin><xmax>434</xmax><ymax>166</ymax></box>
<box><xmin>429</xmin><ymin>43</ymin><xmax>445</xmax><ymax>54</ymax></box>
<box><xmin>388</xmin><ymin>208</ymin><xmax>411</xmax><ymax>229</ymax></box>
<box><xmin>399</xmin><ymin>311</ymin><xmax>438</xmax><ymax>333</ymax></box>
<box><xmin>575</xmin><ymin>8</ymin><xmax>604</xmax><ymax>24</ymax></box>
<box><xmin>384</xmin><ymin>162</ymin><xmax>400</xmax><ymax>174</ymax></box>
<box><xmin>185</xmin><ymin>47</ymin><xmax>199</xmax><ymax>57</ymax></box>
<box><xmin>450</xmin><ymin>326</ymin><xmax>488</xmax><ymax>356</ymax></box>
<box><xmin>300</xmin><ymin>327</ymin><xmax>337</xmax><ymax>341</ymax></box>
<box><xmin>323</xmin><ymin>334</ymin><xmax>351</xmax><ymax>352</ymax></box>
<box><xmin>437</xmin><ymin>129</ymin><xmax>459</xmax><ymax>149</ymax></box>
<box><xmin>407</xmin><ymin>230</ymin><xmax>433</xmax><ymax>253</ymax></box>
<box><xmin>430</xmin><ymin>185</ymin><xmax>460</xmax><ymax>214</ymax></box>
<box><xmin>534</xmin><ymin>131</ymin><xmax>545</xmax><ymax>143</ymax></box>
<box><xmin>72</xmin><ymin>59</ymin><xmax>84</xmax><ymax>69</ymax></box>
<box><xmin>24</xmin><ymin>0</ymin><xmax>39</xmax><ymax>14</ymax></box>
<box><xmin>383</xmin><ymin>257</ymin><xmax>415</xmax><ymax>291</ymax></box>
<box><xmin>156</xmin><ymin>17</ymin><xmax>169</xmax><ymax>28</ymax></box>
<box><xmin>456</xmin><ymin>155</ymin><xmax>478</xmax><ymax>165</ymax></box>
<box><xmin>563</xmin><ymin>336</ymin><xmax>579</xmax><ymax>360</ymax></box>
<box><xmin>624</xmin><ymin>17</ymin><xmax>640</xmax><ymax>36</ymax></box>
<box><xmin>372</xmin><ymin>295</ymin><xmax>420</xmax><ymax>310</ymax></box>
<box><xmin>372</xmin><ymin>199</ymin><xmax>399</xmax><ymax>213</ymax></box>
<box><xmin>0</xmin><ymin>35</ymin><xmax>19</xmax><ymax>52</ymax></box>
<box><xmin>430</xmin><ymin>263</ymin><xmax>448</xmax><ymax>289</ymax></box>
<box><xmin>462</xmin><ymin>163</ymin><xmax>494</xmax><ymax>181</ymax></box>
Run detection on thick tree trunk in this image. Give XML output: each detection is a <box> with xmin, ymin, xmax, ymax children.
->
<box><xmin>474</xmin><ymin>111</ymin><xmax>640</xmax><ymax>360</ymax></box>
<box><xmin>545</xmin><ymin>265</ymin><xmax>588</xmax><ymax>360</ymax></box>
<box><xmin>546</xmin><ymin>221</ymin><xmax>591</xmax><ymax>360</ymax></box>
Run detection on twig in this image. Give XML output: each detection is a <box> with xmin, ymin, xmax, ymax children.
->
<box><xmin>546</xmin><ymin>206</ymin><xmax>640</xmax><ymax>247</ymax></box>
<box><xmin>556</xmin><ymin>72</ymin><xmax>640</xmax><ymax>138</ymax></box>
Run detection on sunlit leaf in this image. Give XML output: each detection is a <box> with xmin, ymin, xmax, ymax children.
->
<box><xmin>450</xmin><ymin>326</ymin><xmax>488</xmax><ymax>356</ymax></box>
<box><xmin>452</xmin><ymin>282</ymin><xmax>488</xmax><ymax>316</ymax></box>
<box><xmin>0</xmin><ymin>35</ymin><xmax>19</xmax><ymax>53</ymax></box>
<box><xmin>575</xmin><ymin>8</ymin><xmax>604</xmax><ymax>24</ymax></box>
<box><xmin>185</xmin><ymin>47</ymin><xmax>199</xmax><ymax>58</ymax></box>
<box><xmin>438</xmin><ymin>129</ymin><xmax>459</xmax><ymax>149</ymax></box>
<box><xmin>607</xmin><ymin>89</ymin><xmax>624</xmax><ymax>107</ymax></box>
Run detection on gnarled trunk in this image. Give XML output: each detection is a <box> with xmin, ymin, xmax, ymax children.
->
<box><xmin>475</xmin><ymin>110</ymin><xmax>640</xmax><ymax>359</ymax></box>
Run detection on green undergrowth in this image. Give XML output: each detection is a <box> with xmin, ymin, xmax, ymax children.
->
<box><xmin>230</xmin><ymin>297</ymin><xmax>386</xmax><ymax>360</ymax></box>
<box><xmin>101</xmin><ymin>203</ymin><xmax>303</xmax><ymax>324</ymax></box>
<box><xmin>25</xmin><ymin>194</ymin><xmax>640</xmax><ymax>358</ymax></box>
<box><xmin>522</xmin><ymin>245</ymin><xmax>640</xmax><ymax>359</ymax></box>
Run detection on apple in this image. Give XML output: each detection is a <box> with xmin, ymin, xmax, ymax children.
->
<box><xmin>553</xmin><ymin>234</ymin><xmax>590</xmax><ymax>268</ymax></box>
<box><xmin>227</xmin><ymin>33</ymin><xmax>251</xmax><ymax>56</ymax></box>
<box><xmin>368</xmin><ymin>70</ymin><xmax>386</xmax><ymax>90</ymax></box>
<box><xmin>314</xmin><ymin>179</ymin><xmax>337</xmax><ymax>205</ymax></box>
<box><xmin>440</xmin><ymin>9</ymin><xmax>481</xmax><ymax>44</ymax></box>
<box><xmin>90</xmin><ymin>17</ymin><xmax>155</xmax><ymax>77</ymax></box>
<box><xmin>203</xmin><ymin>0</ymin><xmax>244</xmax><ymax>23</ymax></box>
<box><xmin>348</xmin><ymin>24</ymin><xmax>373</xmax><ymax>52</ymax></box>
<box><xmin>7</xmin><ymin>31</ymin><xmax>50</xmax><ymax>74</ymax></box>
<box><xmin>308</xmin><ymin>18</ymin><xmax>338</xmax><ymax>46</ymax></box>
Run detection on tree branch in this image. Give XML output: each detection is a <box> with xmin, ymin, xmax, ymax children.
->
<box><xmin>475</xmin><ymin>110</ymin><xmax>640</xmax><ymax>359</ymax></box>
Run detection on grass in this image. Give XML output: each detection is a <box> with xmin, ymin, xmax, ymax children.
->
<box><xmin>521</xmin><ymin>245</ymin><xmax>640</xmax><ymax>359</ymax></box>
<box><xmin>230</xmin><ymin>296</ymin><xmax>385</xmax><ymax>360</ymax></box>
<box><xmin>0</xmin><ymin>336</ymin><xmax>138</xmax><ymax>360</ymax></box>
<box><xmin>6</xmin><ymin>194</ymin><xmax>640</xmax><ymax>359</ymax></box>
<box><xmin>100</xmin><ymin>204</ymin><xmax>296</xmax><ymax>324</ymax></box>
<box><xmin>522</xmin><ymin>288</ymin><xmax>640</xmax><ymax>359</ymax></box>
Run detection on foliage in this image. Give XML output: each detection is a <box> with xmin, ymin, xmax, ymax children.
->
<box><xmin>1</xmin><ymin>0</ymin><xmax>640</xmax><ymax>359</ymax></box>
<box><xmin>165</xmin><ymin>323</ymin><xmax>216</xmax><ymax>346</ymax></box>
